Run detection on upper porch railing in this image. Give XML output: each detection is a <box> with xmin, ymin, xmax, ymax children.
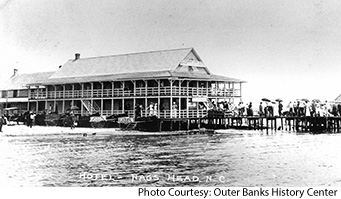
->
<box><xmin>83</xmin><ymin>109</ymin><xmax>208</xmax><ymax>119</ymax></box>
<box><xmin>29</xmin><ymin>86</ymin><xmax>241</xmax><ymax>99</ymax></box>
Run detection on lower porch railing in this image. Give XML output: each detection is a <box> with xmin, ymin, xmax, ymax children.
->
<box><xmin>83</xmin><ymin>109</ymin><xmax>207</xmax><ymax>119</ymax></box>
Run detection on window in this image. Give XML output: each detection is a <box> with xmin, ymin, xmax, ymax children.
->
<box><xmin>188</xmin><ymin>66</ymin><xmax>194</xmax><ymax>72</ymax></box>
<box><xmin>0</xmin><ymin>91</ymin><xmax>6</xmax><ymax>98</ymax></box>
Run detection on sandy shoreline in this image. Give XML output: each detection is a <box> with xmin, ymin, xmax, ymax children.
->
<box><xmin>0</xmin><ymin>124</ymin><xmax>191</xmax><ymax>137</ymax></box>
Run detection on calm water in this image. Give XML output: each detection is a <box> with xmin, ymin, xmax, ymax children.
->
<box><xmin>0</xmin><ymin>130</ymin><xmax>341</xmax><ymax>187</ymax></box>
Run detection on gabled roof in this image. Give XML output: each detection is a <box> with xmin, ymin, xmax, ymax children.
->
<box><xmin>49</xmin><ymin>47</ymin><xmax>198</xmax><ymax>79</ymax></box>
<box><xmin>0</xmin><ymin>72</ymin><xmax>55</xmax><ymax>90</ymax></box>
<box><xmin>335</xmin><ymin>94</ymin><xmax>341</xmax><ymax>102</ymax></box>
<box><xmin>27</xmin><ymin>47</ymin><xmax>244</xmax><ymax>85</ymax></box>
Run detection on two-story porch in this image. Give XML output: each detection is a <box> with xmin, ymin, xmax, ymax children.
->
<box><xmin>28</xmin><ymin>78</ymin><xmax>242</xmax><ymax>118</ymax></box>
<box><xmin>27</xmin><ymin>48</ymin><xmax>245</xmax><ymax>119</ymax></box>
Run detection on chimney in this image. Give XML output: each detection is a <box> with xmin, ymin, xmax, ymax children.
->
<box><xmin>13</xmin><ymin>69</ymin><xmax>18</xmax><ymax>76</ymax></box>
<box><xmin>75</xmin><ymin>53</ymin><xmax>80</xmax><ymax>60</ymax></box>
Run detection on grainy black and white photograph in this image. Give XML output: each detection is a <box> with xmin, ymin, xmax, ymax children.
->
<box><xmin>0</xmin><ymin>0</ymin><xmax>341</xmax><ymax>194</ymax></box>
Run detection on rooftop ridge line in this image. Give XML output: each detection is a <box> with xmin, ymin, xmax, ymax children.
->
<box><xmin>67</xmin><ymin>47</ymin><xmax>194</xmax><ymax>61</ymax></box>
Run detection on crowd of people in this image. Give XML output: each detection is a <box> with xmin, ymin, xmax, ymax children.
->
<box><xmin>133</xmin><ymin>99</ymin><xmax>341</xmax><ymax>119</ymax></box>
<box><xmin>134</xmin><ymin>102</ymin><xmax>177</xmax><ymax>119</ymax></box>
<box><xmin>208</xmin><ymin>99</ymin><xmax>341</xmax><ymax>118</ymax></box>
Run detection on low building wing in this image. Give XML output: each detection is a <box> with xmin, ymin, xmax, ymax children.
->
<box><xmin>1</xmin><ymin>71</ymin><xmax>55</xmax><ymax>91</ymax></box>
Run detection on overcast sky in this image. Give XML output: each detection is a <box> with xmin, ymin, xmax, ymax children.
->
<box><xmin>1</xmin><ymin>0</ymin><xmax>341</xmax><ymax>103</ymax></box>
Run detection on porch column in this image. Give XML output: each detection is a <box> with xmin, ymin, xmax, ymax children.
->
<box><xmin>71</xmin><ymin>84</ymin><xmax>74</xmax><ymax>107</ymax></box>
<box><xmin>196</xmin><ymin>94</ymin><xmax>199</xmax><ymax>118</ymax></box>
<box><xmin>186</xmin><ymin>81</ymin><xmax>189</xmax><ymax>118</ymax></box>
<box><xmin>72</xmin><ymin>84</ymin><xmax>75</xmax><ymax>98</ymax></box>
<box><xmin>26</xmin><ymin>86</ymin><xmax>31</xmax><ymax>111</ymax></box>
<box><xmin>53</xmin><ymin>85</ymin><xmax>56</xmax><ymax>99</ymax></box>
<box><xmin>46</xmin><ymin>85</ymin><xmax>48</xmax><ymax>99</ymax></box>
<box><xmin>132</xmin><ymin>80</ymin><xmax>136</xmax><ymax>96</ymax></box>
<box><xmin>145</xmin><ymin>97</ymin><xmax>147</xmax><ymax>117</ymax></box>
<box><xmin>44</xmin><ymin>86</ymin><xmax>48</xmax><ymax>112</ymax></box>
<box><xmin>90</xmin><ymin>82</ymin><xmax>94</xmax><ymax>113</ymax></box>
<box><xmin>215</xmin><ymin>81</ymin><xmax>219</xmax><ymax>105</ymax></box>
<box><xmin>122</xmin><ymin>81</ymin><xmax>125</xmax><ymax>114</ymax></box>
<box><xmin>91</xmin><ymin>82</ymin><xmax>94</xmax><ymax>98</ymax></box>
<box><xmin>80</xmin><ymin>83</ymin><xmax>84</xmax><ymax>115</ymax></box>
<box><xmin>111</xmin><ymin>82</ymin><xmax>114</xmax><ymax>98</ymax></box>
<box><xmin>144</xmin><ymin>80</ymin><xmax>147</xmax><ymax>117</ymax></box>
<box><xmin>224</xmin><ymin>82</ymin><xmax>227</xmax><ymax>100</ymax></box>
<box><xmin>111</xmin><ymin>98</ymin><xmax>114</xmax><ymax>115</ymax></box>
<box><xmin>132</xmin><ymin>80</ymin><xmax>136</xmax><ymax>119</ymax></box>
<box><xmin>240</xmin><ymin>82</ymin><xmax>242</xmax><ymax>101</ymax></box>
<box><xmin>62</xmin><ymin>85</ymin><xmax>65</xmax><ymax>113</ymax></box>
<box><xmin>35</xmin><ymin>87</ymin><xmax>39</xmax><ymax>100</ymax></box>
<box><xmin>111</xmin><ymin>82</ymin><xmax>114</xmax><ymax>115</ymax></box>
<box><xmin>122</xmin><ymin>99</ymin><xmax>125</xmax><ymax>114</ymax></box>
<box><xmin>27</xmin><ymin>86</ymin><xmax>31</xmax><ymax>99</ymax></box>
<box><xmin>170</xmin><ymin>79</ymin><xmax>173</xmax><ymax>118</ymax></box>
<box><xmin>62</xmin><ymin>85</ymin><xmax>65</xmax><ymax>99</ymax></box>
<box><xmin>45</xmin><ymin>100</ymin><xmax>48</xmax><ymax>111</ymax></box>
<box><xmin>36</xmin><ymin>101</ymin><xmax>38</xmax><ymax>113</ymax></box>
<box><xmin>232</xmin><ymin>82</ymin><xmax>235</xmax><ymax>103</ymax></box>
<box><xmin>179</xmin><ymin>80</ymin><xmax>183</xmax><ymax>118</ymax></box>
<box><xmin>122</xmin><ymin>81</ymin><xmax>125</xmax><ymax>97</ymax></box>
<box><xmin>228</xmin><ymin>82</ymin><xmax>231</xmax><ymax>102</ymax></box>
<box><xmin>157</xmin><ymin>80</ymin><xmax>160</xmax><ymax>118</ymax></box>
<box><xmin>179</xmin><ymin>97</ymin><xmax>181</xmax><ymax>118</ymax></box>
<box><xmin>145</xmin><ymin>80</ymin><xmax>147</xmax><ymax>96</ymax></box>
<box><xmin>81</xmin><ymin>83</ymin><xmax>84</xmax><ymax>98</ymax></box>
<box><xmin>100</xmin><ymin>82</ymin><xmax>103</xmax><ymax>115</ymax></box>
<box><xmin>53</xmin><ymin>85</ymin><xmax>57</xmax><ymax>112</ymax></box>
<box><xmin>196</xmin><ymin>81</ymin><xmax>198</xmax><ymax>96</ymax></box>
<box><xmin>206</xmin><ymin>81</ymin><xmax>209</xmax><ymax>96</ymax></box>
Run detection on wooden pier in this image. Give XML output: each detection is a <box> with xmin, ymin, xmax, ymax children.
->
<box><xmin>136</xmin><ymin>116</ymin><xmax>341</xmax><ymax>133</ymax></box>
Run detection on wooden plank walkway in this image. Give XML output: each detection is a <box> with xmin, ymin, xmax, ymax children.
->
<box><xmin>153</xmin><ymin>116</ymin><xmax>341</xmax><ymax>133</ymax></box>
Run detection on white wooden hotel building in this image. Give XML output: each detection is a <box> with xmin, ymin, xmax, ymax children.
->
<box><xmin>3</xmin><ymin>48</ymin><xmax>245</xmax><ymax>119</ymax></box>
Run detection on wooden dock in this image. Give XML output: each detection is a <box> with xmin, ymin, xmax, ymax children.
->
<box><xmin>136</xmin><ymin>116</ymin><xmax>341</xmax><ymax>133</ymax></box>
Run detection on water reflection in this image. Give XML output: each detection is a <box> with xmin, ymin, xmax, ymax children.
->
<box><xmin>0</xmin><ymin>131</ymin><xmax>341</xmax><ymax>186</ymax></box>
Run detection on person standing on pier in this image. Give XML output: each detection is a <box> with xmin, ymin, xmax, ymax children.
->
<box><xmin>294</xmin><ymin>101</ymin><xmax>299</xmax><ymax>116</ymax></box>
<box><xmin>299</xmin><ymin>101</ymin><xmax>305</xmax><ymax>116</ymax></box>
<box><xmin>139</xmin><ymin>105</ymin><xmax>144</xmax><ymax>117</ymax></box>
<box><xmin>0</xmin><ymin>115</ymin><xmax>5</xmax><ymax>132</ymax></box>
<box><xmin>238</xmin><ymin>102</ymin><xmax>245</xmax><ymax>116</ymax></box>
<box><xmin>268</xmin><ymin>102</ymin><xmax>274</xmax><ymax>117</ymax></box>
<box><xmin>135</xmin><ymin>104</ymin><xmax>141</xmax><ymax>119</ymax></box>
<box><xmin>278</xmin><ymin>101</ymin><xmax>283</xmax><ymax>116</ymax></box>
<box><xmin>147</xmin><ymin>102</ymin><xmax>154</xmax><ymax>117</ymax></box>
<box><xmin>27</xmin><ymin>112</ymin><xmax>32</xmax><ymax>127</ymax></box>
<box><xmin>337</xmin><ymin>104</ymin><xmax>341</xmax><ymax>116</ymax></box>
<box><xmin>271</xmin><ymin>102</ymin><xmax>279</xmax><ymax>117</ymax></box>
<box><xmin>172</xmin><ymin>101</ymin><xmax>178</xmax><ymax>118</ymax></box>
<box><xmin>70</xmin><ymin>112</ymin><xmax>77</xmax><ymax>129</ymax></box>
<box><xmin>247</xmin><ymin>102</ymin><xmax>253</xmax><ymax>116</ymax></box>
<box><xmin>28</xmin><ymin>112</ymin><xmax>36</xmax><ymax>128</ymax></box>
<box><xmin>264</xmin><ymin>102</ymin><xmax>269</xmax><ymax>117</ymax></box>
<box><xmin>305</xmin><ymin>102</ymin><xmax>311</xmax><ymax>117</ymax></box>
<box><xmin>223</xmin><ymin>101</ymin><xmax>229</xmax><ymax>111</ymax></box>
<box><xmin>311</xmin><ymin>102</ymin><xmax>316</xmax><ymax>116</ymax></box>
<box><xmin>259</xmin><ymin>102</ymin><xmax>264</xmax><ymax>117</ymax></box>
<box><xmin>153</xmin><ymin>103</ymin><xmax>158</xmax><ymax>116</ymax></box>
